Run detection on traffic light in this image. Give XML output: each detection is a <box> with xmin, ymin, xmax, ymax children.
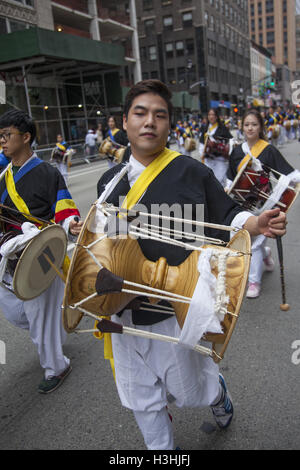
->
<box><xmin>233</xmin><ymin>107</ymin><xmax>238</xmax><ymax>114</ymax></box>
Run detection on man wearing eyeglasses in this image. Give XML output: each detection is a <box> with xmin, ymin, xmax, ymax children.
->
<box><xmin>0</xmin><ymin>109</ymin><xmax>82</xmax><ymax>393</ymax></box>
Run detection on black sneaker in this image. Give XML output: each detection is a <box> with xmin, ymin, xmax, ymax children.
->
<box><xmin>211</xmin><ymin>374</ymin><xmax>233</xmax><ymax>429</ymax></box>
<box><xmin>38</xmin><ymin>365</ymin><xmax>72</xmax><ymax>394</ymax></box>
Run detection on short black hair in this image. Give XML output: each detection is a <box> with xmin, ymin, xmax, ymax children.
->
<box><xmin>0</xmin><ymin>109</ymin><xmax>36</xmax><ymax>145</ymax></box>
<box><xmin>124</xmin><ymin>80</ymin><xmax>173</xmax><ymax>122</ymax></box>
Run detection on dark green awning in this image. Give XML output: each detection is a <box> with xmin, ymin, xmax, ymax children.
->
<box><xmin>0</xmin><ymin>27</ymin><xmax>126</xmax><ymax>68</ymax></box>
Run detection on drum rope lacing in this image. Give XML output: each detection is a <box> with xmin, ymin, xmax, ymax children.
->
<box><xmin>70</xmin><ymin>203</ymin><xmax>246</xmax><ymax>318</ymax></box>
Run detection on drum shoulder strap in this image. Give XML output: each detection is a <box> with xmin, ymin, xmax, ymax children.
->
<box><xmin>237</xmin><ymin>140</ymin><xmax>269</xmax><ymax>173</ymax></box>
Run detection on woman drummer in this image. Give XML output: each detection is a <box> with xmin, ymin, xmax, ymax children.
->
<box><xmin>199</xmin><ymin>108</ymin><xmax>233</xmax><ymax>187</ymax></box>
<box><xmin>226</xmin><ymin>108</ymin><xmax>297</xmax><ymax>299</ymax></box>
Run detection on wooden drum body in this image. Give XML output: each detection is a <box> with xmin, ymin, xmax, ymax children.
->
<box><xmin>230</xmin><ymin>167</ymin><xmax>300</xmax><ymax>214</ymax></box>
<box><xmin>63</xmin><ymin>204</ymin><xmax>251</xmax><ymax>362</ymax></box>
<box><xmin>205</xmin><ymin>137</ymin><xmax>230</xmax><ymax>159</ymax></box>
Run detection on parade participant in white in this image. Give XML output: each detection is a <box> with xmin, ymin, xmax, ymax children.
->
<box><xmin>0</xmin><ymin>110</ymin><xmax>82</xmax><ymax>393</ymax></box>
<box><xmin>95</xmin><ymin>81</ymin><xmax>287</xmax><ymax>450</ymax></box>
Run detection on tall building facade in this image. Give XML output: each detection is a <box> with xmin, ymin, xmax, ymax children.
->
<box><xmin>249</xmin><ymin>0</ymin><xmax>296</xmax><ymax>74</ymax></box>
<box><xmin>137</xmin><ymin>0</ymin><xmax>251</xmax><ymax>115</ymax></box>
<box><xmin>250</xmin><ymin>41</ymin><xmax>273</xmax><ymax>106</ymax></box>
<box><xmin>0</xmin><ymin>0</ymin><xmax>141</xmax><ymax>145</ymax></box>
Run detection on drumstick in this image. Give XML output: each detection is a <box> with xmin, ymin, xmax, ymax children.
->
<box><xmin>0</xmin><ymin>203</ymin><xmax>53</xmax><ymax>227</ymax></box>
<box><xmin>96</xmin><ymin>318</ymin><xmax>213</xmax><ymax>357</ymax></box>
<box><xmin>276</xmin><ymin>235</ymin><xmax>290</xmax><ymax>311</ymax></box>
<box><xmin>105</xmin><ymin>205</ymin><xmax>238</xmax><ymax>233</ymax></box>
<box><xmin>201</xmin><ymin>135</ymin><xmax>209</xmax><ymax>164</ymax></box>
<box><xmin>42</xmin><ymin>253</ymin><xmax>66</xmax><ymax>283</ymax></box>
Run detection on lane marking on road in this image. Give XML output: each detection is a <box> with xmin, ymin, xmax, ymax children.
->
<box><xmin>69</xmin><ymin>163</ymin><xmax>109</xmax><ymax>179</ymax></box>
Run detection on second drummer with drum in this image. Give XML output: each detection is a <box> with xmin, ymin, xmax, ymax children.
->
<box><xmin>95</xmin><ymin>80</ymin><xmax>287</xmax><ymax>450</ymax></box>
<box><xmin>226</xmin><ymin>109</ymin><xmax>299</xmax><ymax>299</ymax></box>
<box><xmin>0</xmin><ymin>109</ymin><xmax>83</xmax><ymax>393</ymax></box>
<box><xmin>199</xmin><ymin>108</ymin><xmax>233</xmax><ymax>187</ymax></box>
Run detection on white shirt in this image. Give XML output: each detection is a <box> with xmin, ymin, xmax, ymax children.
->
<box><xmin>85</xmin><ymin>132</ymin><xmax>97</xmax><ymax>146</ymax></box>
<box><xmin>127</xmin><ymin>155</ymin><xmax>146</xmax><ymax>187</ymax></box>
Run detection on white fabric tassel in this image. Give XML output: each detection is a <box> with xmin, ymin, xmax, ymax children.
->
<box><xmin>0</xmin><ymin>222</ymin><xmax>40</xmax><ymax>282</ymax></box>
<box><xmin>179</xmin><ymin>249</ymin><xmax>224</xmax><ymax>349</ymax></box>
<box><xmin>214</xmin><ymin>252</ymin><xmax>230</xmax><ymax>320</ymax></box>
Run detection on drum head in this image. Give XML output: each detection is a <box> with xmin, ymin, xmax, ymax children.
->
<box><xmin>205</xmin><ymin>229</ymin><xmax>251</xmax><ymax>362</ymax></box>
<box><xmin>63</xmin><ymin>204</ymin><xmax>97</xmax><ymax>332</ymax></box>
<box><xmin>13</xmin><ymin>224</ymin><xmax>67</xmax><ymax>300</ymax></box>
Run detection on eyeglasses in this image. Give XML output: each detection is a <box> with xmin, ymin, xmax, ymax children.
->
<box><xmin>0</xmin><ymin>132</ymin><xmax>24</xmax><ymax>142</ymax></box>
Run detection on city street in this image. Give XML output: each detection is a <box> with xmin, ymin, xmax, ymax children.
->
<box><xmin>0</xmin><ymin>141</ymin><xmax>300</xmax><ymax>451</ymax></box>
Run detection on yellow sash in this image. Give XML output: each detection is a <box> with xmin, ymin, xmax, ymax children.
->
<box><xmin>94</xmin><ymin>147</ymin><xmax>181</xmax><ymax>380</ymax></box>
<box><xmin>111</xmin><ymin>128</ymin><xmax>119</xmax><ymax>137</ymax></box>
<box><xmin>56</xmin><ymin>143</ymin><xmax>67</xmax><ymax>152</ymax></box>
<box><xmin>5</xmin><ymin>168</ymin><xmax>70</xmax><ymax>276</ymax></box>
<box><xmin>237</xmin><ymin>139</ymin><xmax>270</xmax><ymax>173</ymax></box>
<box><xmin>5</xmin><ymin>169</ymin><xmax>46</xmax><ymax>228</ymax></box>
<box><xmin>121</xmin><ymin>148</ymin><xmax>181</xmax><ymax>211</ymax></box>
<box><xmin>205</xmin><ymin>122</ymin><xmax>218</xmax><ymax>138</ymax></box>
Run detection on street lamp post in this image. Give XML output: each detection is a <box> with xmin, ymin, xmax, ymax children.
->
<box><xmin>182</xmin><ymin>58</ymin><xmax>193</xmax><ymax>119</ymax></box>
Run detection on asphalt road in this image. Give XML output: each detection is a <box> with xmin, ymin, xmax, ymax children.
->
<box><xmin>0</xmin><ymin>142</ymin><xmax>300</xmax><ymax>451</ymax></box>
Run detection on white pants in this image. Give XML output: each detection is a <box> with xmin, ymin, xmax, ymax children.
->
<box><xmin>0</xmin><ymin>276</ymin><xmax>69</xmax><ymax>379</ymax></box>
<box><xmin>204</xmin><ymin>157</ymin><xmax>228</xmax><ymax>188</ymax></box>
<box><xmin>111</xmin><ymin>311</ymin><xmax>220</xmax><ymax>450</ymax></box>
<box><xmin>249</xmin><ymin>237</ymin><xmax>269</xmax><ymax>284</ymax></box>
<box><xmin>278</xmin><ymin>127</ymin><xmax>285</xmax><ymax>146</ymax></box>
<box><xmin>56</xmin><ymin>162</ymin><xmax>68</xmax><ymax>186</ymax></box>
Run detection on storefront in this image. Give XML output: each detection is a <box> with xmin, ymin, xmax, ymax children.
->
<box><xmin>0</xmin><ymin>27</ymin><xmax>127</xmax><ymax>146</ymax></box>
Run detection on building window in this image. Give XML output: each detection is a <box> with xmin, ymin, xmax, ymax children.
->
<box><xmin>144</xmin><ymin>19</ymin><xmax>155</xmax><ymax>34</ymax></box>
<box><xmin>228</xmin><ymin>49</ymin><xmax>235</xmax><ymax>64</ymax></box>
<box><xmin>9</xmin><ymin>20</ymin><xmax>28</xmax><ymax>33</ymax></box>
<box><xmin>0</xmin><ymin>17</ymin><xmax>7</xmax><ymax>34</ymax></box>
<box><xmin>266</xmin><ymin>31</ymin><xmax>274</xmax><ymax>44</ymax></box>
<box><xmin>143</xmin><ymin>0</ymin><xmax>154</xmax><ymax>10</ymax></box>
<box><xmin>151</xmin><ymin>70</ymin><xmax>159</xmax><ymax>78</ymax></box>
<box><xmin>167</xmin><ymin>68</ymin><xmax>176</xmax><ymax>84</ymax></box>
<box><xmin>182</xmin><ymin>11</ymin><xmax>193</xmax><ymax>28</ymax></box>
<box><xmin>220</xmin><ymin>69</ymin><xmax>228</xmax><ymax>84</ymax></box>
<box><xmin>186</xmin><ymin>38</ymin><xmax>194</xmax><ymax>55</ymax></box>
<box><xmin>177</xmin><ymin>67</ymin><xmax>186</xmax><ymax>84</ymax></box>
<box><xmin>11</xmin><ymin>0</ymin><xmax>34</xmax><ymax>5</ymax></box>
<box><xmin>175</xmin><ymin>41</ymin><xmax>184</xmax><ymax>57</ymax></box>
<box><xmin>266</xmin><ymin>16</ymin><xmax>274</xmax><ymax>29</ymax></box>
<box><xmin>219</xmin><ymin>45</ymin><xmax>227</xmax><ymax>61</ymax></box>
<box><xmin>283</xmin><ymin>0</ymin><xmax>287</xmax><ymax>13</ymax></box>
<box><xmin>163</xmin><ymin>16</ymin><xmax>173</xmax><ymax>30</ymax></box>
<box><xmin>140</xmin><ymin>47</ymin><xmax>147</xmax><ymax>61</ymax></box>
<box><xmin>209</xmin><ymin>65</ymin><xmax>218</xmax><ymax>83</ymax></box>
<box><xmin>165</xmin><ymin>42</ymin><xmax>174</xmax><ymax>58</ymax></box>
<box><xmin>149</xmin><ymin>45</ymin><xmax>157</xmax><ymax>60</ymax></box>
<box><xmin>266</xmin><ymin>0</ymin><xmax>274</xmax><ymax>13</ymax></box>
<box><xmin>207</xmin><ymin>39</ymin><xmax>217</xmax><ymax>57</ymax></box>
<box><xmin>258</xmin><ymin>2</ymin><xmax>262</xmax><ymax>14</ymax></box>
<box><xmin>283</xmin><ymin>15</ymin><xmax>287</xmax><ymax>29</ymax></box>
